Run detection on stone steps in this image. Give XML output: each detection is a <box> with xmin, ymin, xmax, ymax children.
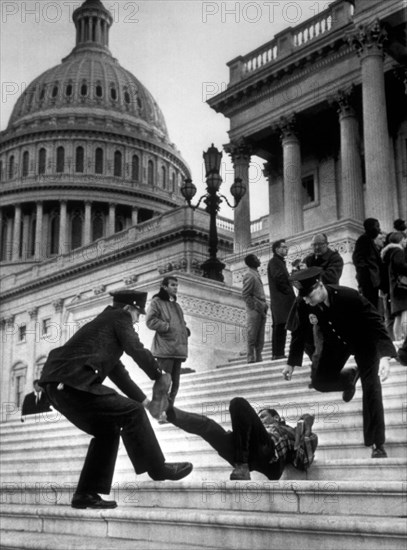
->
<box><xmin>1</xmin><ymin>503</ymin><xmax>406</xmax><ymax>550</ymax></box>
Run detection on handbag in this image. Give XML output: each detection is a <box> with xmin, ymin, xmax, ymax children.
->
<box><xmin>395</xmin><ymin>275</ymin><xmax>407</xmax><ymax>292</ymax></box>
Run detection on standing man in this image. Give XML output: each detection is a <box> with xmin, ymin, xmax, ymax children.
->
<box><xmin>21</xmin><ymin>379</ymin><xmax>52</xmax><ymax>421</ymax></box>
<box><xmin>146</xmin><ymin>276</ymin><xmax>189</xmax><ymax>412</ymax></box>
<box><xmin>352</xmin><ymin>218</ymin><xmax>384</xmax><ymax>309</ymax></box>
<box><xmin>267</xmin><ymin>239</ymin><xmax>296</xmax><ymax>360</ymax></box>
<box><xmin>283</xmin><ymin>267</ymin><xmax>397</xmax><ymax>459</ymax></box>
<box><xmin>242</xmin><ymin>254</ymin><xmax>268</xmax><ymax>363</ymax></box>
<box><xmin>40</xmin><ymin>289</ymin><xmax>193</xmax><ymax>510</ymax></box>
<box><xmin>303</xmin><ymin>233</ymin><xmax>344</xmax><ymax>285</ymax></box>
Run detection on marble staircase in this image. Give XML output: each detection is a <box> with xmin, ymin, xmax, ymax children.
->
<box><xmin>1</xmin><ymin>351</ymin><xmax>406</xmax><ymax>550</ymax></box>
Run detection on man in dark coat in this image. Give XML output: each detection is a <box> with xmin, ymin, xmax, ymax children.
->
<box><xmin>283</xmin><ymin>267</ymin><xmax>397</xmax><ymax>459</ymax></box>
<box><xmin>21</xmin><ymin>379</ymin><xmax>52</xmax><ymax>421</ymax></box>
<box><xmin>166</xmin><ymin>398</ymin><xmax>318</xmax><ymax>481</ymax></box>
<box><xmin>352</xmin><ymin>218</ymin><xmax>383</xmax><ymax>309</ymax></box>
<box><xmin>40</xmin><ymin>290</ymin><xmax>192</xmax><ymax>509</ymax></box>
<box><xmin>267</xmin><ymin>239</ymin><xmax>296</xmax><ymax>359</ymax></box>
<box><xmin>303</xmin><ymin>233</ymin><xmax>344</xmax><ymax>285</ymax></box>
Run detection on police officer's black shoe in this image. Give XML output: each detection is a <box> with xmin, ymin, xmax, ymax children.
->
<box><xmin>149</xmin><ymin>462</ymin><xmax>193</xmax><ymax>481</ymax></box>
<box><xmin>147</xmin><ymin>373</ymin><xmax>171</xmax><ymax>419</ymax></box>
<box><xmin>342</xmin><ymin>385</ymin><xmax>356</xmax><ymax>403</ymax></box>
<box><xmin>371</xmin><ymin>445</ymin><xmax>387</xmax><ymax>458</ymax></box>
<box><xmin>71</xmin><ymin>492</ymin><xmax>117</xmax><ymax>509</ymax></box>
<box><xmin>341</xmin><ymin>368</ymin><xmax>360</xmax><ymax>402</ymax></box>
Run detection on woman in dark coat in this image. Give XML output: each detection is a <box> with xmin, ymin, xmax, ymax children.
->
<box><xmin>381</xmin><ymin>232</ymin><xmax>407</xmax><ymax>342</ymax></box>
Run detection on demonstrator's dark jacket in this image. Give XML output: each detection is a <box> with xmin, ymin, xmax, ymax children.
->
<box><xmin>288</xmin><ymin>285</ymin><xmax>397</xmax><ymax>367</ymax></box>
<box><xmin>40</xmin><ymin>306</ymin><xmax>162</xmax><ymax>401</ymax></box>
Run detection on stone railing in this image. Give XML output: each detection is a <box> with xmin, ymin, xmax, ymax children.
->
<box><xmin>228</xmin><ymin>0</ymin><xmax>354</xmax><ymax>84</ymax></box>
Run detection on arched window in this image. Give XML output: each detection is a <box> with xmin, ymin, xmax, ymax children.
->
<box><xmin>148</xmin><ymin>160</ymin><xmax>154</xmax><ymax>185</ymax></box>
<box><xmin>49</xmin><ymin>211</ymin><xmax>60</xmax><ymax>255</ymax></box>
<box><xmin>56</xmin><ymin>147</ymin><xmax>65</xmax><ymax>173</ymax></box>
<box><xmin>114</xmin><ymin>151</ymin><xmax>122</xmax><ymax>177</ymax></box>
<box><xmin>71</xmin><ymin>210</ymin><xmax>83</xmax><ymax>250</ymax></box>
<box><xmin>95</xmin><ymin>148</ymin><xmax>103</xmax><ymax>174</ymax></box>
<box><xmin>52</xmin><ymin>85</ymin><xmax>58</xmax><ymax>98</ymax></box>
<box><xmin>66</xmin><ymin>83</ymin><xmax>73</xmax><ymax>97</ymax></box>
<box><xmin>92</xmin><ymin>211</ymin><xmax>104</xmax><ymax>240</ymax></box>
<box><xmin>131</xmin><ymin>155</ymin><xmax>139</xmax><ymax>181</ymax></box>
<box><xmin>11</xmin><ymin>363</ymin><xmax>27</xmax><ymax>409</ymax></box>
<box><xmin>96</xmin><ymin>84</ymin><xmax>103</xmax><ymax>98</ymax></box>
<box><xmin>81</xmin><ymin>83</ymin><xmax>88</xmax><ymax>97</ymax></box>
<box><xmin>22</xmin><ymin>151</ymin><xmax>29</xmax><ymax>177</ymax></box>
<box><xmin>75</xmin><ymin>146</ymin><xmax>84</xmax><ymax>173</ymax></box>
<box><xmin>110</xmin><ymin>87</ymin><xmax>117</xmax><ymax>101</ymax></box>
<box><xmin>38</xmin><ymin>148</ymin><xmax>46</xmax><ymax>175</ymax></box>
<box><xmin>8</xmin><ymin>155</ymin><xmax>14</xmax><ymax>179</ymax></box>
<box><xmin>161</xmin><ymin>166</ymin><xmax>166</xmax><ymax>189</ymax></box>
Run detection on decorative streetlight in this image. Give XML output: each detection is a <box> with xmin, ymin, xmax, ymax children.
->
<box><xmin>180</xmin><ymin>144</ymin><xmax>246</xmax><ymax>282</ymax></box>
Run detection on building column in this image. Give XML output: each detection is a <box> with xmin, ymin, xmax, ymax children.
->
<box><xmin>335</xmin><ymin>88</ymin><xmax>365</xmax><ymax>222</ymax></box>
<box><xmin>35</xmin><ymin>202</ymin><xmax>43</xmax><ymax>260</ymax></box>
<box><xmin>21</xmin><ymin>214</ymin><xmax>30</xmax><ymax>260</ymax></box>
<box><xmin>108</xmin><ymin>203</ymin><xmax>116</xmax><ymax>236</ymax></box>
<box><xmin>279</xmin><ymin>116</ymin><xmax>303</xmax><ymax>235</ymax></box>
<box><xmin>132</xmin><ymin>206</ymin><xmax>139</xmax><ymax>226</ymax></box>
<box><xmin>12</xmin><ymin>204</ymin><xmax>22</xmax><ymax>261</ymax></box>
<box><xmin>95</xmin><ymin>19</ymin><xmax>101</xmax><ymax>43</ymax></box>
<box><xmin>59</xmin><ymin>200</ymin><xmax>67</xmax><ymax>255</ymax></box>
<box><xmin>350</xmin><ymin>19</ymin><xmax>393</xmax><ymax>229</ymax></box>
<box><xmin>6</xmin><ymin>217</ymin><xmax>13</xmax><ymax>260</ymax></box>
<box><xmin>83</xmin><ymin>201</ymin><xmax>92</xmax><ymax>246</ymax></box>
<box><xmin>225</xmin><ymin>140</ymin><xmax>252</xmax><ymax>254</ymax></box>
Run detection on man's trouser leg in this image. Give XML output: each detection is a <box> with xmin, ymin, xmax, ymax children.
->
<box><xmin>246</xmin><ymin>309</ymin><xmax>261</xmax><ymax>362</ymax></box>
<box><xmin>256</xmin><ymin>313</ymin><xmax>267</xmax><ymax>361</ymax></box>
<box><xmin>272</xmin><ymin>322</ymin><xmax>286</xmax><ymax>357</ymax></box>
<box><xmin>311</xmin><ymin>344</ymin><xmax>352</xmax><ymax>392</ymax></box>
<box><xmin>355</xmin><ymin>351</ymin><xmax>385</xmax><ymax>447</ymax></box>
<box><xmin>157</xmin><ymin>358</ymin><xmax>182</xmax><ymax>405</ymax></box>
<box><xmin>167</xmin><ymin>406</ymin><xmax>235</xmax><ymax>465</ymax></box>
<box><xmin>45</xmin><ymin>384</ymin><xmax>165</xmax><ymax>494</ymax></box>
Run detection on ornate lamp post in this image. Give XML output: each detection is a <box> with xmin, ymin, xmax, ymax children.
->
<box><xmin>180</xmin><ymin>144</ymin><xmax>246</xmax><ymax>282</ymax></box>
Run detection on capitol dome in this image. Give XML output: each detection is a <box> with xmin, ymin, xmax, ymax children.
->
<box><xmin>0</xmin><ymin>0</ymin><xmax>190</xmax><ymax>267</ymax></box>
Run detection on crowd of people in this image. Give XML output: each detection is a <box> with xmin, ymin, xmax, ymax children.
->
<box><xmin>28</xmin><ymin>217</ymin><xmax>405</xmax><ymax>509</ymax></box>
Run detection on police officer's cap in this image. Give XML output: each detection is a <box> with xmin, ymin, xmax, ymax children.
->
<box><xmin>291</xmin><ymin>267</ymin><xmax>323</xmax><ymax>297</ymax></box>
<box><xmin>110</xmin><ymin>289</ymin><xmax>147</xmax><ymax>314</ymax></box>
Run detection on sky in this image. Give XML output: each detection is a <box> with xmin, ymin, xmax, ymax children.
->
<box><xmin>0</xmin><ymin>0</ymin><xmax>335</xmax><ymax>219</ymax></box>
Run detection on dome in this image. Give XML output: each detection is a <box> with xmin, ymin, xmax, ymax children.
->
<box><xmin>7</xmin><ymin>0</ymin><xmax>169</xmax><ymax>143</ymax></box>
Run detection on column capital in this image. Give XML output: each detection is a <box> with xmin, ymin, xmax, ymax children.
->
<box><xmin>332</xmin><ymin>85</ymin><xmax>357</xmax><ymax>117</ymax></box>
<box><xmin>279</xmin><ymin>114</ymin><xmax>298</xmax><ymax>141</ymax></box>
<box><xmin>224</xmin><ymin>138</ymin><xmax>252</xmax><ymax>164</ymax></box>
<box><xmin>28</xmin><ymin>307</ymin><xmax>39</xmax><ymax>320</ymax></box>
<box><xmin>349</xmin><ymin>19</ymin><xmax>388</xmax><ymax>59</ymax></box>
<box><xmin>53</xmin><ymin>299</ymin><xmax>64</xmax><ymax>312</ymax></box>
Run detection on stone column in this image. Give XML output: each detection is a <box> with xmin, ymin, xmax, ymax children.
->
<box><xmin>350</xmin><ymin>19</ymin><xmax>393</xmax><ymax>229</ymax></box>
<box><xmin>132</xmin><ymin>206</ymin><xmax>139</xmax><ymax>226</ymax></box>
<box><xmin>108</xmin><ymin>203</ymin><xmax>116</xmax><ymax>236</ymax></box>
<box><xmin>21</xmin><ymin>214</ymin><xmax>30</xmax><ymax>260</ymax></box>
<box><xmin>335</xmin><ymin>88</ymin><xmax>365</xmax><ymax>222</ymax></box>
<box><xmin>6</xmin><ymin>217</ymin><xmax>13</xmax><ymax>260</ymax></box>
<box><xmin>12</xmin><ymin>204</ymin><xmax>22</xmax><ymax>261</ymax></box>
<box><xmin>84</xmin><ymin>201</ymin><xmax>92</xmax><ymax>246</ymax></box>
<box><xmin>35</xmin><ymin>202</ymin><xmax>43</xmax><ymax>261</ymax></box>
<box><xmin>225</xmin><ymin>140</ymin><xmax>252</xmax><ymax>254</ymax></box>
<box><xmin>59</xmin><ymin>200</ymin><xmax>67</xmax><ymax>256</ymax></box>
<box><xmin>279</xmin><ymin>116</ymin><xmax>303</xmax><ymax>235</ymax></box>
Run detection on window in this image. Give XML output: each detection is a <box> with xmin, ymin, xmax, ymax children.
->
<box><xmin>302</xmin><ymin>174</ymin><xmax>316</xmax><ymax>205</ymax></box>
<box><xmin>52</xmin><ymin>85</ymin><xmax>58</xmax><ymax>98</ymax></box>
<box><xmin>148</xmin><ymin>160</ymin><xmax>154</xmax><ymax>185</ymax></box>
<box><xmin>95</xmin><ymin>148</ymin><xmax>103</xmax><ymax>174</ymax></box>
<box><xmin>110</xmin><ymin>87</ymin><xmax>117</xmax><ymax>101</ymax></box>
<box><xmin>96</xmin><ymin>84</ymin><xmax>103</xmax><ymax>98</ymax></box>
<box><xmin>81</xmin><ymin>83</ymin><xmax>88</xmax><ymax>97</ymax></box>
<box><xmin>92</xmin><ymin>211</ymin><xmax>104</xmax><ymax>240</ymax></box>
<box><xmin>75</xmin><ymin>146</ymin><xmax>84</xmax><ymax>173</ymax></box>
<box><xmin>22</xmin><ymin>151</ymin><xmax>29</xmax><ymax>177</ymax></box>
<box><xmin>66</xmin><ymin>83</ymin><xmax>73</xmax><ymax>97</ymax></box>
<box><xmin>42</xmin><ymin>318</ymin><xmax>51</xmax><ymax>336</ymax></box>
<box><xmin>161</xmin><ymin>166</ymin><xmax>166</xmax><ymax>189</ymax></box>
<box><xmin>131</xmin><ymin>155</ymin><xmax>139</xmax><ymax>181</ymax></box>
<box><xmin>114</xmin><ymin>151</ymin><xmax>122</xmax><ymax>177</ymax></box>
<box><xmin>38</xmin><ymin>148</ymin><xmax>46</xmax><ymax>175</ymax></box>
<box><xmin>18</xmin><ymin>324</ymin><xmax>26</xmax><ymax>342</ymax></box>
<box><xmin>124</xmin><ymin>89</ymin><xmax>131</xmax><ymax>104</ymax></box>
<box><xmin>8</xmin><ymin>155</ymin><xmax>14</xmax><ymax>179</ymax></box>
<box><xmin>56</xmin><ymin>147</ymin><xmax>65</xmax><ymax>173</ymax></box>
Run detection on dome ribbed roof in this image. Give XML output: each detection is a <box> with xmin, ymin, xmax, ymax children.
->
<box><xmin>7</xmin><ymin>0</ymin><xmax>169</xmax><ymax>141</ymax></box>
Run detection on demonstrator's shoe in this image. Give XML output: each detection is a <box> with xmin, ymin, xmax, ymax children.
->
<box><xmin>71</xmin><ymin>492</ymin><xmax>117</xmax><ymax>509</ymax></box>
<box><xmin>230</xmin><ymin>463</ymin><xmax>250</xmax><ymax>480</ymax></box>
<box><xmin>294</xmin><ymin>414</ymin><xmax>315</xmax><ymax>450</ymax></box>
<box><xmin>149</xmin><ymin>462</ymin><xmax>193</xmax><ymax>481</ymax></box>
<box><xmin>147</xmin><ymin>373</ymin><xmax>171</xmax><ymax>419</ymax></box>
<box><xmin>371</xmin><ymin>445</ymin><xmax>387</xmax><ymax>458</ymax></box>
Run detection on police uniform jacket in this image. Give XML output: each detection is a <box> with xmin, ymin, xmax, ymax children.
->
<box><xmin>303</xmin><ymin>248</ymin><xmax>344</xmax><ymax>285</ymax></box>
<box><xmin>40</xmin><ymin>306</ymin><xmax>162</xmax><ymax>401</ymax></box>
<box><xmin>288</xmin><ymin>285</ymin><xmax>397</xmax><ymax>367</ymax></box>
<box><xmin>267</xmin><ymin>255</ymin><xmax>295</xmax><ymax>324</ymax></box>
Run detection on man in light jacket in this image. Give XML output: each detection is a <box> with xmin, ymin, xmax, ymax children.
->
<box><xmin>146</xmin><ymin>276</ymin><xmax>190</xmax><ymax>409</ymax></box>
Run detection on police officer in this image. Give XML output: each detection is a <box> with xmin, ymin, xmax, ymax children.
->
<box><xmin>282</xmin><ymin>267</ymin><xmax>397</xmax><ymax>459</ymax></box>
<box><xmin>40</xmin><ymin>289</ymin><xmax>193</xmax><ymax>509</ymax></box>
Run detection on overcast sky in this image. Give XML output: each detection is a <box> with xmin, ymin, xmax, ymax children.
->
<box><xmin>1</xmin><ymin>0</ymin><xmax>334</xmax><ymax>219</ymax></box>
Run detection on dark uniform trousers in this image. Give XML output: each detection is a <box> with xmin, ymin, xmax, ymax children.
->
<box><xmin>45</xmin><ymin>383</ymin><xmax>165</xmax><ymax>494</ymax></box>
<box><xmin>167</xmin><ymin>397</ymin><xmax>285</xmax><ymax>480</ymax></box>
